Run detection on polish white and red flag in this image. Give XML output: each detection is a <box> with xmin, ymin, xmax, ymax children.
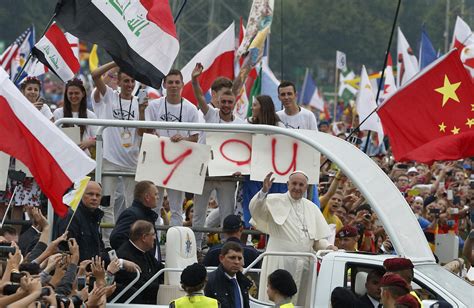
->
<box><xmin>181</xmin><ymin>22</ymin><xmax>235</xmax><ymax>105</ymax></box>
<box><xmin>0</xmin><ymin>67</ymin><xmax>96</xmax><ymax>217</ymax></box>
<box><xmin>31</xmin><ymin>22</ymin><xmax>80</xmax><ymax>82</ymax></box>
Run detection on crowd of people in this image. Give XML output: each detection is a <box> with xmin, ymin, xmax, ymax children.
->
<box><xmin>0</xmin><ymin>59</ymin><xmax>472</xmax><ymax>307</ymax></box>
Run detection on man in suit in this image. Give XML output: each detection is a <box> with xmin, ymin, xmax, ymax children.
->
<box><xmin>114</xmin><ymin>220</ymin><xmax>164</xmax><ymax>304</ymax></box>
<box><xmin>56</xmin><ymin>181</ymin><xmax>107</xmax><ymax>261</ymax></box>
<box><xmin>110</xmin><ymin>180</ymin><xmax>160</xmax><ymax>259</ymax></box>
<box><xmin>205</xmin><ymin>242</ymin><xmax>253</xmax><ymax>308</ymax></box>
<box><xmin>359</xmin><ymin>268</ymin><xmax>385</xmax><ymax>308</ymax></box>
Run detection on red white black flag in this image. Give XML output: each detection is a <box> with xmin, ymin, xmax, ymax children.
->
<box><xmin>54</xmin><ymin>0</ymin><xmax>179</xmax><ymax>89</ymax></box>
<box><xmin>31</xmin><ymin>22</ymin><xmax>80</xmax><ymax>82</ymax></box>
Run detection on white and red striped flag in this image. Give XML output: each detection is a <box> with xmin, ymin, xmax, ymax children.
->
<box><xmin>0</xmin><ymin>67</ymin><xmax>96</xmax><ymax>217</ymax></box>
<box><xmin>181</xmin><ymin>22</ymin><xmax>235</xmax><ymax>105</ymax></box>
<box><xmin>31</xmin><ymin>22</ymin><xmax>80</xmax><ymax>82</ymax></box>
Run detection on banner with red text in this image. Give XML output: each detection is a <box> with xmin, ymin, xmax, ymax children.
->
<box><xmin>206</xmin><ymin>132</ymin><xmax>253</xmax><ymax>176</ymax></box>
<box><xmin>250</xmin><ymin>131</ymin><xmax>321</xmax><ymax>184</ymax></box>
<box><xmin>135</xmin><ymin>134</ymin><xmax>211</xmax><ymax>194</ymax></box>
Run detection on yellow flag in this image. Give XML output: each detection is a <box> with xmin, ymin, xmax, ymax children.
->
<box><xmin>63</xmin><ymin>176</ymin><xmax>91</xmax><ymax>212</ymax></box>
<box><xmin>89</xmin><ymin>44</ymin><xmax>99</xmax><ymax>72</ymax></box>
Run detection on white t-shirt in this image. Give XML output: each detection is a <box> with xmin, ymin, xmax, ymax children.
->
<box><xmin>276</xmin><ymin>107</ymin><xmax>318</xmax><ymax>130</ymax></box>
<box><xmin>145</xmin><ymin>96</ymin><xmax>200</xmax><ymax>138</ymax></box>
<box><xmin>200</xmin><ymin>105</ymin><xmax>245</xmax><ymax>144</ymax></box>
<box><xmin>40</xmin><ymin>104</ymin><xmax>53</xmax><ymax>120</ymax></box>
<box><xmin>53</xmin><ymin>108</ymin><xmax>98</xmax><ymax>140</ymax></box>
<box><xmin>92</xmin><ymin>86</ymin><xmax>140</xmax><ymax>168</ymax></box>
<box><xmin>204</xmin><ymin>106</ymin><xmax>246</xmax><ymax>124</ymax></box>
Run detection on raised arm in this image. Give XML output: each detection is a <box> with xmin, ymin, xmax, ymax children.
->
<box><xmin>92</xmin><ymin>61</ymin><xmax>118</xmax><ymax>102</ymax></box>
<box><xmin>191</xmin><ymin>63</ymin><xmax>209</xmax><ymax>115</ymax></box>
<box><xmin>319</xmin><ymin>171</ymin><xmax>343</xmax><ymax>210</ymax></box>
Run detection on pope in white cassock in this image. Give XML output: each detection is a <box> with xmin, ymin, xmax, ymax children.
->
<box><xmin>250</xmin><ymin>171</ymin><xmax>336</xmax><ymax>306</ymax></box>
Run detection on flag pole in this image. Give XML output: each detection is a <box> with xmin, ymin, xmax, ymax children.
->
<box><xmin>348</xmin><ymin>0</ymin><xmax>402</xmax><ymax>152</ymax></box>
<box><xmin>333</xmin><ymin>65</ymin><xmax>339</xmax><ymax>123</ymax></box>
<box><xmin>64</xmin><ymin>208</ymin><xmax>77</xmax><ymax>232</ymax></box>
<box><xmin>0</xmin><ymin>186</ymin><xmax>19</xmax><ymax>228</ymax></box>
<box><xmin>173</xmin><ymin>0</ymin><xmax>188</xmax><ymax>23</ymax></box>
<box><xmin>13</xmin><ymin>14</ymin><xmax>57</xmax><ymax>84</ymax></box>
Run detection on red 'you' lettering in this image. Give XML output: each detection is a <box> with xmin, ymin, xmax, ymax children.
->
<box><xmin>219</xmin><ymin>139</ymin><xmax>252</xmax><ymax>166</ymax></box>
<box><xmin>160</xmin><ymin>140</ymin><xmax>193</xmax><ymax>185</ymax></box>
<box><xmin>271</xmin><ymin>138</ymin><xmax>298</xmax><ymax>176</ymax></box>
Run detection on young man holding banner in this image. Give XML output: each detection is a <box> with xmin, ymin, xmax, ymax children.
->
<box><xmin>191</xmin><ymin>63</ymin><xmax>245</xmax><ymax>249</ymax></box>
<box><xmin>145</xmin><ymin>69</ymin><xmax>200</xmax><ymax>226</ymax></box>
<box><xmin>250</xmin><ymin>171</ymin><xmax>336</xmax><ymax>306</ymax></box>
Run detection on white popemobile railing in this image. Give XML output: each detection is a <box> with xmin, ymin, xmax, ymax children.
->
<box><xmin>53</xmin><ymin>119</ymin><xmax>436</xmax><ymax>307</ymax></box>
<box><xmin>54</xmin><ymin>118</ymin><xmax>433</xmax><ymax>262</ymax></box>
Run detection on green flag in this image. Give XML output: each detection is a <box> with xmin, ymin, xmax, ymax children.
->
<box><xmin>247</xmin><ymin>66</ymin><xmax>262</xmax><ymax>117</ymax></box>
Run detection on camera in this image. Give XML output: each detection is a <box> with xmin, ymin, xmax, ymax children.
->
<box><xmin>71</xmin><ymin>294</ymin><xmax>83</xmax><ymax>307</ymax></box>
<box><xmin>0</xmin><ymin>243</ymin><xmax>15</xmax><ymax>259</ymax></box>
<box><xmin>56</xmin><ymin>295</ymin><xmax>71</xmax><ymax>307</ymax></box>
<box><xmin>77</xmin><ymin>277</ymin><xmax>86</xmax><ymax>291</ymax></box>
<box><xmin>430</xmin><ymin>208</ymin><xmax>440</xmax><ymax>218</ymax></box>
<box><xmin>10</xmin><ymin>272</ymin><xmax>26</xmax><ymax>283</ymax></box>
<box><xmin>138</xmin><ymin>89</ymin><xmax>147</xmax><ymax>105</ymax></box>
<box><xmin>40</xmin><ymin>287</ymin><xmax>50</xmax><ymax>297</ymax></box>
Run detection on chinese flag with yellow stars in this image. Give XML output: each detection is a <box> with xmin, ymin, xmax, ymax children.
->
<box><xmin>378</xmin><ymin>49</ymin><xmax>474</xmax><ymax>163</ymax></box>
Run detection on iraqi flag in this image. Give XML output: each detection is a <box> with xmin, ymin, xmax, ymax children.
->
<box><xmin>55</xmin><ymin>0</ymin><xmax>179</xmax><ymax>89</ymax></box>
<box><xmin>181</xmin><ymin>22</ymin><xmax>235</xmax><ymax>105</ymax></box>
<box><xmin>31</xmin><ymin>23</ymin><xmax>80</xmax><ymax>82</ymax></box>
<box><xmin>0</xmin><ymin>67</ymin><xmax>96</xmax><ymax>217</ymax></box>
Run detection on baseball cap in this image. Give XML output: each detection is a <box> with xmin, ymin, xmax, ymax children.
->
<box><xmin>223</xmin><ymin>215</ymin><xmax>243</xmax><ymax>232</ymax></box>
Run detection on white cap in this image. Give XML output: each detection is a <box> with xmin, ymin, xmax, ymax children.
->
<box><xmin>407</xmin><ymin>167</ymin><xmax>418</xmax><ymax>174</ymax></box>
<box><xmin>289</xmin><ymin>170</ymin><xmax>309</xmax><ymax>180</ymax></box>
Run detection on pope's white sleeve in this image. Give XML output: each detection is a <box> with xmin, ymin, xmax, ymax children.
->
<box><xmin>249</xmin><ymin>190</ymin><xmax>270</xmax><ymax>221</ymax></box>
<box><xmin>313</xmin><ymin>238</ymin><xmax>330</xmax><ymax>251</ymax></box>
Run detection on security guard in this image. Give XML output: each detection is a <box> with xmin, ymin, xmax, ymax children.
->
<box><xmin>170</xmin><ymin>263</ymin><xmax>220</xmax><ymax>308</ymax></box>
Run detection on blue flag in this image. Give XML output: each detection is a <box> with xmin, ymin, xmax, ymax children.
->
<box><xmin>419</xmin><ymin>28</ymin><xmax>437</xmax><ymax>70</ymax></box>
<box><xmin>299</xmin><ymin>69</ymin><xmax>324</xmax><ymax>111</ymax></box>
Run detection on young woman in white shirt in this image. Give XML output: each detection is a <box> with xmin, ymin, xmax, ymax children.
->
<box><xmin>54</xmin><ymin>78</ymin><xmax>97</xmax><ymax>156</ymax></box>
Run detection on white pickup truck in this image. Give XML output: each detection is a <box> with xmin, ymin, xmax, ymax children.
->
<box><xmin>61</xmin><ymin>120</ymin><xmax>472</xmax><ymax>308</ymax></box>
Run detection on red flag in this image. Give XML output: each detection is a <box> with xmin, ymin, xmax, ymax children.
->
<box><xmin>0</xmin><ymin>68</ymin><xmax>96</xmax><ymax>216</ymax></box>
<box><xmin>378</xmin><ymin>50</ymin><xmax>474</xmax><ymax>163</ymax></box>
<box><xmin>181</xmin><ymin>23</ymin><xmax>235</xmax><ymax>105</ymax></box>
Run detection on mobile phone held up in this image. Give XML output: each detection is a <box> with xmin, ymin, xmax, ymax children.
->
<box><xmin>138</xmin><ymin>89</ymin><xmax>147</xmax><ymax>105</ymax></box>
<box><xmin>108</xmin><ymin>249</ymin><xmax>118</xmax><ymax>261</ymax></box>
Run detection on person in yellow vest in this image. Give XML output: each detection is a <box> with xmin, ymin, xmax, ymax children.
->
<box><xmin>169</xmin><ymin>263</ymin><xmax>220</xmax><ymax>308</ymax></box>
<box><xmin>266</xmin><ymin>269</ymin><xmax>298</xmax><ymax>308</ymax></box>
<box><xmin>383</xmin><ymin>258</ymin><xmax>422</xmax><ymax>305</ymax></box>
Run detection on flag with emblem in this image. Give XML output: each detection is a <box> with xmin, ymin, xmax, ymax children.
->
<box><xmin>378</xmin><ymin>49</ymin><xmax>474</xmax><ymax>163</ymax></box>
<box><xmin>55</xmin><ymin>0</ymin><xmax>179</xmax><ymax>89</ymax></box>
<box><xmin>31</xmin><ymin>22</ymin><xmax>80</xmax><ymax>82</ymax></box>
